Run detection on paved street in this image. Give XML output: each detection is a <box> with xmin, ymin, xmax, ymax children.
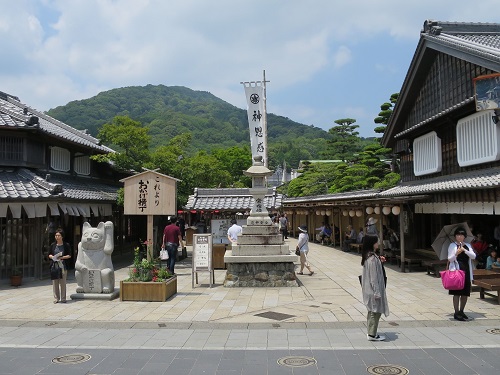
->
<box><xmin>1</xmin><ymin>240</ymin><xmax>500</xmax><ymax>374</ymax></box>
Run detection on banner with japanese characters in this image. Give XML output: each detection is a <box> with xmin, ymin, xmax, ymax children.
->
<box><xmin>243</xmin><ymin>83</ymin><xmax>266</xmax><ymax>162</ymax></box>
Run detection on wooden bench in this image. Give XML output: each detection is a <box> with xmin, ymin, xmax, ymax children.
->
<box><xmin>472</xmin><ymin>278</ymin><xmax>500</xmax><ymax>304</ymax></box>
<box><xmin>396</xmin><ymin>249</ymin><xmax>438</xmax><ymax>272</ymax></box>
<box><xmin>473</xmin><ymin>269</ymin><xmax>500</xmax><ymax>280</ymax></box>
<box><xmin>422</xmin><ymin>259</ymin><xmax>448</xmax><ymax>277</ymax></box>
<box><xmin>349</xmin><ymin>243</ymin><xmax>362</xmax><ymax>254</ymax></box>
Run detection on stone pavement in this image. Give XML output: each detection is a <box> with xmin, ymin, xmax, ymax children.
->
<box><xmin>1</xmin><ymin>240</ymin><xmax>500</xmax><ymax>374</ymax></box>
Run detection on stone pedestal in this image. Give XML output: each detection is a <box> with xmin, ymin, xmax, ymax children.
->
<box><xmin>223</xmin><ymin>155</ymin><xmax>299</xmax><ymax>287</ymax></box>
<box><xmin>224</xmin><ymin>251</ymin><xmax>297</xmax><ymax>287</ymax></box>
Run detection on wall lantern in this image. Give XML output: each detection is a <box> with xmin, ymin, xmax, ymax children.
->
<box><xmin>382</xmin><ymin>206</ymin><xmax>391</xmax><ymax>215</ymax></box>
<box><xmin>342</xmin><ymin>210</ymin><xmax>348</xmax><ymax>216</ymax></box>
<box><xmin>349</xmin><ymin>210</ymin><xmax>355</xmax><ymax>217</ymax></box>
<box><xmin>366</xmin><ymin>207</ymin><xmax>374</xmax><ymax>214</ymax></box>
<box><xmin>355</xmin><ymin>210</ymin><xmax>362</xmax><ymax>217</ymax></box>
<box><xmin>374</xmin><ymin>206</ymin><xmax>381</xmax><ymax>215</ymax></box>
<box><xmin>392</xmin><ymin>206</ymin><xmax>401</xmax><ymax>215</ymax></box>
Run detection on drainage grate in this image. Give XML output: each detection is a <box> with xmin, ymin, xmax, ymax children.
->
<box><xmin>366</xmin><ymin>364</ymin><xmax>409</xmax><ymax>374</ymax></box>
<box><xmin>277</xmin><ymin>356</ymin><xmax>316</xmax><ymax>368</ymax></box>
<box><xmin>158</xmin><ymin>323</ymin><xmax>166</xmax><ymax>328</ymax></box>
<box><xmin>52</xmin><ymin>353</ymin><xmax>91</xmax><ymax>365</ymax></box>
<box><xmin>486</xmin><ymin>328</ymin><xmax>500</xmax><ymax>335</ymax></box>
<box><xmin>254</xmin><ymin>311</ymin><xmax>295</xmax><ymax>321</ymax></box>
<box><xmin>322</xmin><ymin>302</ymin><xmax>332</xmax><ymax>305</ymax></box>
<box><xmin>388</xmin><ymin>322</ymin><xmax>399</xmax><ymax>326</ymax></box>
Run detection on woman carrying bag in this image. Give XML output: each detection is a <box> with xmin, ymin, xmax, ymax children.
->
<box><xmin>361</xmin><ymin>235</ymin><xmax>389</xmax><ymax>341</ymax></box>
<box><xmin>48</xmin><ymin>230</ymin><xmax>72</xmax><ymax>304</ymax></box>
<box><xmin>447</xmin><ymin>227</ymin><xmax>476</xmax><ymax>321</ymax></box>
<box><xmin>296</xmin><ymin>225</ymin><xmax>314</xmax><ymax>276</ymax></box>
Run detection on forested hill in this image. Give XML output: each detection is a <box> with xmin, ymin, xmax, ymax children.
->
<box><xmin>46</xmin><ymin>84</ymin><xmax>330</xmax><ymax>155</ymax></box>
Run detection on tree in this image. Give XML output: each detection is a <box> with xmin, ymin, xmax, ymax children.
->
<box><xmin>211</xmin><ymin>146</ymin><xmax>253</xmax><ymax>187</ymax></box>
<box><xmin>93</xmin><ymin>115</ymin><xmax>151</xmax><ymax>172</ymax></box>
<box><xmin>323</xmin><ymin>118</ymin><xmax>361</xmax><ymax>162</ymax></box>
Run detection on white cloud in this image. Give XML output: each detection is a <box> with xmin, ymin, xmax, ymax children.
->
<box><xmin>1</xmin><ymin>0</ymin><xmax>500</xmax><ymax>135</ymax></box>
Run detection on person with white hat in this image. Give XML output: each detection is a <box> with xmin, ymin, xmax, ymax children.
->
<box><xmin>296</xmin><ymin>225</ymin><xmax>314</xmax><ymax>276</ymax></box>
<box><xmin>365</xmin><ymin>217</ymin><xmax>379</xmax><ymax>238</ymax></box>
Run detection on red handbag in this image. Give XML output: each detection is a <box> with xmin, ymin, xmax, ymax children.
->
<box><xmin>440</xmin><ymin>261</ymin><xmax>465</xmax><ymax>290</ymax></box>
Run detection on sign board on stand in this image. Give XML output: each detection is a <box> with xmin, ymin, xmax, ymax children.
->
<box><xmin>192</xmin><ymin>234</ymin><xmax>214</xmax><ymax>288</ymax></box>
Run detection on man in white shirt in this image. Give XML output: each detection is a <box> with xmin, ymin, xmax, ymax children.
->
<box><xmin>227</xmin><ymin>219</ymin><xmax>243</xmax><ymax>244</ymax></box>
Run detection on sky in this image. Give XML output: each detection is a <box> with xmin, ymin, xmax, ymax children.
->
<box><xmin>1</xmin><ymin>1</ymin><xmax>499</xmax><ymax>137</ymax></box>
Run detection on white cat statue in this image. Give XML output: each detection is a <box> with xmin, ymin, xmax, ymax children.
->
<box><xmin>75</xmin><ymin>221</ymin><xmax>115</xmax><ymax>293</ymax></box>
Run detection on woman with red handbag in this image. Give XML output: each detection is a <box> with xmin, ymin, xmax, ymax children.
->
<box><xmin>447</xmin><ymin>227</ymin><xmax>476</xmax><ymax>321</ymax></box>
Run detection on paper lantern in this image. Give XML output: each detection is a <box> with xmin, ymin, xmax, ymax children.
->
<box><xmin>349</xmin><ymin>210</ymin><xmax>355</xmax><ymax>217</ymax></box>
<box><xmin>355</xmin><ymin>210</ymin><xmax>362</xmax><ymax>217</ymax></box>
<box><xmin>366</xmin><ymin>207</ymin><xmax>374</xmax><ymax>214</ymax></box>
<box><xmin>321</xmin><ymin>210</ymin><xmax>326</xmax><ymax>216</ymax></box>
<box><xmin>374</xmin><ymin>206</ymin><xmax>381</xmax><ymax>214</ymax></box>
<box><xmin>382</xmin><ymin>206</ymin><xmax>391</xmax><ymax>215</ymax></box>
<box><xmin>342</xmin><ymin>210</ymin><xmax>348</xmax><ymax>216</ymax></box>
<box><xmin>392</xmin><ymin>206</ymin><xmax>401</xmax><ymax>215</ymax></box>
<box><xmin>326</xmin><ymin>210</ymin><xmax>331</xmax><ymax>216</ymax></box>
<box><xmin>316</xmin><ymin>210</ymin><xmax>321</xmax><ymax>216</ymax></box>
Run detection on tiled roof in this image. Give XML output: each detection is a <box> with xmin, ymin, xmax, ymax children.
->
<box><xmin>0</xmin><ymin>168</ymin><xmax>118</xmax><ymax>201</ymax></box>
<box><xmin>185</xmin><ymin>187</ymin><xmax>282</xmax><ymax>211</ymax></box>
<box><xmin>0</xmin><ymin>168</ymin><xmax>54</xmax><ymax>199</ymax></box>
<box><xmin>0</xmin><ymin>93</ymin><xmax>114</xmax><ymax>153</ymax></box>
<box><xmin>283</xmin><ymin>189</ymin><xmax>380</xmax><ymax>204</ymax></box>
<box><xmin>380</xmin><ymin>168</ymin><xmax>500</xmax><ymax>197</ymax></box>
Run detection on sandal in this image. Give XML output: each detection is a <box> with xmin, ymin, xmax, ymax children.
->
<box><xmin>309</xmin><ymin>271</ymin><xmax>314</xmax><ymax>276</ymax></box>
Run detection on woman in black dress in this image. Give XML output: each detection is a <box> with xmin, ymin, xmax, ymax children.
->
<box><xmin>447</xmin><ymin>227</ymin><xmax>476</xmax><ymax>321</ymax></box>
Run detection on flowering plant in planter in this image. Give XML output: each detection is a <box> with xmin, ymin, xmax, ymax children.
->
<box><xmin>127</xmin><ymin>242</ymin><xmax>172</xmax><ymax>282</ymax></box>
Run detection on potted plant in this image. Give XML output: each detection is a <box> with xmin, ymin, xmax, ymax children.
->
<box><xmin>10</xmin><ymin>266</ymin><xmax>22</xmax><ymax>287</ymax></box>
<box><xmin>120</xmin><ymin>244</ymin><xmax>177</xmax><ymax>302</ymax></box>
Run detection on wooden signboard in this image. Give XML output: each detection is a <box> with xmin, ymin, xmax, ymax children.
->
<box><xmin>192</xmin><ymin>234</ymin><xmax>214</xmax><ymax>288</ymax></box>
<box><xmin>120</xmin><ymin>169</ymin><xmax>179</xmax><ymax>260</ymax></box>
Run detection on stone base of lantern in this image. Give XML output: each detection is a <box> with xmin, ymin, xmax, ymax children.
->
<box><xmin>223</xmin><ymin>251</ymin><xmax>299</xmax><ymax>287</ymax></box>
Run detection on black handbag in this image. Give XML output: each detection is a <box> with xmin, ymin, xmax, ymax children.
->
<box><xmin>295</xmin><ymin>247</ymin><xmax>300</xmax><ymax>256</ymax></box>
<box><xmin>50</xmin><ymin>261</ymin><xmax>63</xmax><ymax>280</ymax></box>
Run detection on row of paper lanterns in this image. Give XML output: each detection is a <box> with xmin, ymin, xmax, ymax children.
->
<box><xmin>286</xmin><ymin>206</ymin><xmax>400</xmax><ymax>216</ymax></box>
<box><xmin>342</xmin><ymin>206</ymin><xmax>401</xmax><ymax>216</ymax></box>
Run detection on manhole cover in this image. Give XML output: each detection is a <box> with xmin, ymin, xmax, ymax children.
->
<box><xmin>367</xmin><ymin>364</ymin><xmax>409</xmax><ymax>374</ymax></box>
<box><xmin>52</xmin><ymin>353</ymin><xmax>91</xmax><ymax>365</ymax></box>
<box><xmin>277</xmin><ymin>356</ymin><xmax>316</xmax><ymax>368</ymax></box>
<box><xmin>486</xmin><ymin>328</ymin><xmax>500</xmax><ymax>335</ymax></box>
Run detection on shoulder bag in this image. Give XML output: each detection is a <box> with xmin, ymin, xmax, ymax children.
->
<box><xmin>440</xmin><ymin>260</ymin><xmax>465</xmax><ymax>290</ymax></box>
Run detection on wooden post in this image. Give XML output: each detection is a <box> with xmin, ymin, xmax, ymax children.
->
<box><xmin>147</xmin><ymin>214</ymin><xmax>153</xmax><ymax>261</ymax></box>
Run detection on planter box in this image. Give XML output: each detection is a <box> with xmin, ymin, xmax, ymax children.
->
<box><xmin>120</xmin><ymin>276</ymin><xmax>177</xmax><ymax>302</ymax></box>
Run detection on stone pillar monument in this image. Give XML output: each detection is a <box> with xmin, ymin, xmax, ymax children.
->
<box><xmin>223</xmin><ymin>156</ymin><xmax>298</xmax><ymax>287</ymax></box>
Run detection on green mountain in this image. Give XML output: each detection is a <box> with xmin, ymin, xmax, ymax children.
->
<box><xmin>46</xmin><ymin>85</ymin><xmax>331</xmax><ymax>160</ymax></box>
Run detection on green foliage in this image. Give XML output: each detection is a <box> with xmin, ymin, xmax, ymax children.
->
<box><xmin>46</xmin><ymin>84</ymin><xmax>330</xmax><ymax>166</ymax></box>
<box><xmin>94</xmin><ymin>116</ymin><xmax>151</xmax><ymax>172</ymax></box>
<box><xmin>322</xmin><ymin>118</ymin><xmax>362</xmax><ymax>162</ymax></box>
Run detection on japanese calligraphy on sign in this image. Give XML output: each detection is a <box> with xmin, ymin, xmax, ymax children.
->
<box><xmin>243</xmin><ymin>82</ymin><xmax>266</xmax><ymax>163</ymax></box>
<box><xmin>193</xmin><ymin>234</ymin><xmax>212</xmax><ymax>270</ymax></box>
<box><xmin>121</xmin><ymin>170</ymin><xmax>179</xmax><ymax>215</ymax></box>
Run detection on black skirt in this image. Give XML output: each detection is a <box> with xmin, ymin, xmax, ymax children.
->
<box><xmin>449</xmin><ymin>252</ymin><xmax>471</xmax><ymax>296</ymax></box>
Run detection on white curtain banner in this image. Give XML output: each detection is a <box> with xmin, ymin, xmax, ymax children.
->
<box><xmin>243</xmin><ymin>83</ymin><xmax>266</xmax><ymax>161</ymax></box>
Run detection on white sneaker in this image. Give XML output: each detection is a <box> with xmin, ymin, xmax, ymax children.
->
<box><xmin>367</xmin><ymin>334</ymin><xmax>386</xmax><ymax>341</ymax></box>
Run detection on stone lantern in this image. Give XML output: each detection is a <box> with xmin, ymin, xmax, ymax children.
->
<box><xmin>243</xmin><ymin>155</ymin><xmax>273</xmax><ymax>226</ymax></box>
<box><xmin>223</xmin><ymin>155</ymin><xmax>298</xmax><ymax>287</ymax></box>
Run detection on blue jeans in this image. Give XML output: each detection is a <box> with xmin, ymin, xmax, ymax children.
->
<box><xmin>166</xmin><ymin>243</ymin><xmax>178</xmax><ymax>274</ymax></box>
